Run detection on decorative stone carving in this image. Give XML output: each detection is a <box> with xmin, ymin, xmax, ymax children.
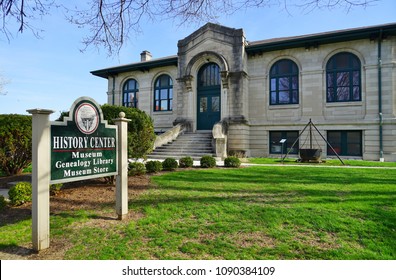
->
<box><xmin>177</xmin><ymin>75</ymin><xmax>194</xmax><ymax>92</ymax></box>
<box><xmin>220</xmin><ymin>71</ymin><xmax>229</xmax><ymax>89</ymax></box>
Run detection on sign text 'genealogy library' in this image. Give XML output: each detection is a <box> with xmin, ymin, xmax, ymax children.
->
<box><xmin>50</xmin><ymin>97</ymin><xmax>118</xmax><ymax>183</ymax></box>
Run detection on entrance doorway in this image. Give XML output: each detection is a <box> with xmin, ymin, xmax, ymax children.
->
<box><xmin>197</xmin><ymin>63</ymin><xmax>221</xmax><ymax>130</ymax></box>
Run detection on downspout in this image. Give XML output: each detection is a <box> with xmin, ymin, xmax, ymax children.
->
<box><xmin>378</xmin><ymin>29</ymin><xmax>384</xmax><ymax>162</ymax></box>
<box><xmin>111</xmin><ymin>75</ymin><xmax>116</xmax><ymax>105</ymax></box>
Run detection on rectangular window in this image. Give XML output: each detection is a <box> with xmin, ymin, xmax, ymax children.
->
<box><xmin>160</xmin><ymin>89</ymin><xmax>168</xmax><ymax>100</ymax></box>
<box><xmin>353</xmin><ymin>87</ymin><xmax>360</xmax><ymax>101</ymax></box>
<box><xmin>271</xmin><ymin>78</ymin><xmax>276</xmax><ymax>90</ymax></box>
<box><xmin>160</xmin><ymin>100</ymin><xmax>168</xmax><ymax>111</ymax></box>
<box><xmin>337</xmin><ymin>87</ymin><xmax>349</xmax><ymax>101</ymax></box>
<box><xmin>292</xmin><ymin>77</ymin><xmax>298</xmax><ymax>89</ymax></box>
<box><xmin>200</xmin><ymin>97</ymin><xmax>207</xmax><ymax>112</ymax></box>
<box><xmin>327</xmin><ymin>87</ymin><xmax>335</xmax><ymax>102</ymax></box>
<box><xmin>327</xmin><ymin>131</ymin><xmax>362</xmax><ymax>156</ymax></box>
<box><xmin>292</xmin><ymin>90</ymin><xmax>298</xmax><ymax>103</ymax></box>
<box><xmin>212</xmin><ymin>96</ymin><xmax>220</xmax><ymax>112</ymax></box>
<box><xmin>279</xmin><ymin>77</ymin><xmax>290</xmax><ymax>90</ymax></box>
<box><xmin>269</xmin><ymin>131</ymin><xmax>299</xmax><ymax>154</ymax></box>
<box><xmin>270</xmin><ymin>76</ymin><xmax>299</xmax><ymax>105</ymax></box>
<box><xmin>279</xmin><ymin>91</ymin><xmax>290</xmax><ymax>103</ymax></box>
<box><xmin>270</xmin><ymin>91</ymin><xmax>277</xmax><ymax>104</ymax></box>
<box><xmin>337</xmin><ymin>72</ymin><xmax>349</xmax><ymax>87</ymax></box>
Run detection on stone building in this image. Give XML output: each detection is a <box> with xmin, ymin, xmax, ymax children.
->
<box><xmin>91</xmin><ymin>22</ymin><xmax>396</xmax><ymax>161</ymax></box>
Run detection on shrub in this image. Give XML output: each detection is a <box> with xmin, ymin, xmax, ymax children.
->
<box><xmin>200</xmin><ymin>155</ymin><xmax>216</xmax><ymax>168</ymax></box>
<box><xmin>224</xmin><ymin>156</ymin><xmax>241</xmax><ymax>168</ymax></box>
<box><xmin>179</xmin><ymin>156</ymin><xmax>194</xmax><ymax>168</ymax></box>
<box><xmin>162</xmin><ymin>158</ymin><xmax>178</xmax><ymax>171</ymax></box>
<box><xmin>145</xmin><ymin>161</ymin><xmax>162</xmax><ymax>173</ymax></box>
<box><xmin>0</xmin><ymin>114</ymin><xmax>32</xmax><ymax>175</ymax></box>
<box><xmin>0</xmin><ymin>195</ymin><xmax>7</xmax><ymax>211</ymax></box>
<box><xmin>101</xmin><ymin>105</ymin><xmax>155</xmax><ymax>160</ymax></box>
<box><xmin>8</xmin><ymin>182</ymin><xmax>32</xmax><ymax>206</ymax></box>
<box><xmin>128</xmin><ymin>162</ymin><xmax>146</xmax><ymax>176</ymax></box>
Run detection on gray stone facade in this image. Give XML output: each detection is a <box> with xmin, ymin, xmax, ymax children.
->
<box><xmin>92</xmin><ymin>22</ymin><xmax>396</xmax><ymax>161</ymax></box>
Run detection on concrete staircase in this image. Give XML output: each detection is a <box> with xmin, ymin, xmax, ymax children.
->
<box><xmin>147</xmin><ymin>132</ymin><xmax>215</xmax><ymax>160</ymax></box>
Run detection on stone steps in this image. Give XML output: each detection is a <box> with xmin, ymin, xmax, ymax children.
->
<box><xmin>148</xmin><ymin>132</ymin><xmax>215</xmax><ymax>160</ymax></box>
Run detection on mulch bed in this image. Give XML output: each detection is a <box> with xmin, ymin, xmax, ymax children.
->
<box><xmin>0</xmin><ymin>174</ymin><xmax>152</xmax><ymax>260</ymax></box>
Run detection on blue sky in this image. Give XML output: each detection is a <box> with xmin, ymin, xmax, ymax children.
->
<box><xmin>0</xmin><ymin>0</ymin><xmax>395</xmax><ymax>120</ymax></box>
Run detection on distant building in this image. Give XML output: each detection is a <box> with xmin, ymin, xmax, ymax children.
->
<box><xmin>91</xmin><ymin>22</ymin><xmax>396</xmax><ymax>161</ymax></box>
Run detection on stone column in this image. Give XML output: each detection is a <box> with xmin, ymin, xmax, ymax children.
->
<box><xmin>27</xmin><ymin>109</ymin><xmax>54</xmax><ymax>252</ymax></box>
<box><xmin>221</xmin><ymin>71</ymin><xmax>229</xmax><ymax>119</ymax></box>
<box><xmin>114</xmin><ymin>112</ymin><xmax>130</xmax><ymax>220</ymax></box>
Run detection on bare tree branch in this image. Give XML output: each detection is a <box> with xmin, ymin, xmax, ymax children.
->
<box><xmin>0</xmin><ymin>0</ymin><xmax>54</xmax><ymax>41</ymax></box>
<box><xmin>0</xmin><ymin>0</ymin><xmax>378</xmax><ymax>55</ymax></box>
<box><xmin>297</xmin><ymin>0</ymin><xmax>378</xmax><ymax>13</ymax></box>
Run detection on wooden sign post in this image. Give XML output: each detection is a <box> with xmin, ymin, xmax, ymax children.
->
<box><xmin>28</xmin><ymin>97</ymin><xmax>129</xmax><ymax>251</ymax></box>
<box><xmin>27</xmin><ymin>109</ymin><xmax>54</xmax><ymax>251</ymax></box>
<box><xmin>114</xmin><ymin>112</ymin><xmax>130</xmax><ymax>220</ymax></box>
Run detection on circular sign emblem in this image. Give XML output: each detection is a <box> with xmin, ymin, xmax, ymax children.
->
<box><xmin>75</xmin><ymin>103</ymin><xmax>99</xmax><ymax>134</ymax></box>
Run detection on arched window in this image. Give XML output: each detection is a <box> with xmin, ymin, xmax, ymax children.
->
<box><xmin>198</xmin><ymin>63</ymin><xmax>221</xmax><ymax>88</ymax></box>
<box><xmin>122</xmin><ymin>79</ymin><xmax>138</xmax><ymax>108</ymax></box>
<box><xmin>269</xmin><ymin>59</ymin><xmax>299</xmax><ymax>105</ymax></box>
<box><xmin>326</xmin><ymin>52</ymin><xmax>361</xmax><ymax>102</ymax></box>
<box><xmin>154</xmin><ymin>74</ymin><xmax>173</xmax><ymax>112</ymax></box>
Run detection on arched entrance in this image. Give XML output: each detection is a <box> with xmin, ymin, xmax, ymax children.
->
<box><xmin>197</xmin><ymin>63</ymin><xmax>221</xmax><ymax>130</ymax></box>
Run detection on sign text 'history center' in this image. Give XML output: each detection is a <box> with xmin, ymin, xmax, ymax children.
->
<box><xmin>50</xmin><ymin>98</ymin><xmax>118</xmax><ymax>183</ymax></box>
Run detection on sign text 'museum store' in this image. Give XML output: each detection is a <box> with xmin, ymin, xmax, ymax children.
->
<box><xmin>50</xmin><ymin>99</ymin><xmax>118</xmax><ymax>183</ymax></box>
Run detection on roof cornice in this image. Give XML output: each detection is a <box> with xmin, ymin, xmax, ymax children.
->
<box><xmin>246</xmin><ymin>22</ymin><xmax>396</xmax><ymax>54</ymax></box>
<box><xmin>91</xmin><ymin>22</ymin><xmax>396</xmax><ymax>79</ymax></box>
<box><xmin>91</xmin><ymin>55</ymin><xmax>178</xmax><ymax>79</ymax></box>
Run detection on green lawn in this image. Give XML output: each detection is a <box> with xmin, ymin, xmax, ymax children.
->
<box><xmin>1</xmin><ymin>165</ymin><xmax>395</xmax><ymax>259</ymax></box>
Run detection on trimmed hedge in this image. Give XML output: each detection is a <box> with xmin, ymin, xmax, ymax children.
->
<box><xmin>162</xmin><ymin>158</ymin><xmax>178</xmax><ymax>171</ymax></box>
<box><xmin>179</xmin><ymin>156</ymin><xmax>193</xmax><ymax>168</ymax></box>
<box><xmin>145</xmin><ymin>160</ymin><xmax>162</xmax><ymax>173</ymax></box>
<box><xmin>200</xmin><ymin>155</ymin><xmax>216</xmax><ymax>168</ymax></box>
<box><xmin>128</xmin><ymin>162</ymin><xmax>146</xmax><ymax>176</ymax></box>
<box><xmin>224</xmin><ymin>156</ymin><xmax>241</xmax><ymax>168</ymax></box>
<box><xmin>8</xmin><ymin>182</ymin><xmax>32</xmax><ymax>206</ymax></box>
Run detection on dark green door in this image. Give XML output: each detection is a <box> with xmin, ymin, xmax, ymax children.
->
<box><xmin>197</xmin><ymin>90</ymin><xmax>220</xmax><ymax>130</ymax></box>
<box><xmin>197</xmin><ymin>63</ymin><xmax>221</xmax><ymax>130</ymax></box>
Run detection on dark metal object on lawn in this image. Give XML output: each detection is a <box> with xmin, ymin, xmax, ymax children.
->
<box><xmin>282</xmin><ymin>119</ymin><xmax>345</xmax><ymax>165</ymax></box>
<box><xmin>299</xmin><ymin>148</ymin><xmax>322</xmax><ymax>162</ymax></box>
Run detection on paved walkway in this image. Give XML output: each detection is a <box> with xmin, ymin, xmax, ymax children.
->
<box><xmin>0</xmin><ymin>188</ymin><xmax>9</xmax><ymax>199</ymax></box>
<box><xmin>240</xmin><ymin>162</ymin><xmax>396</xmax><ymax>169</ymax></box>
<box><xmin>145</xmin><ymin>158</ymin><xmax>396</xmax><ymax>169</ymax></box>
